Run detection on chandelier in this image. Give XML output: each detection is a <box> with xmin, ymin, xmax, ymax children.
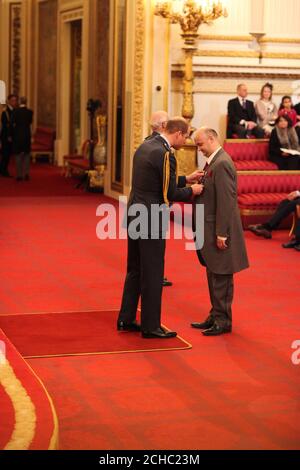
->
<box><xmin>155</xmin><ymin>0</ymin><xmax>228</xmax><ymax>34</ymax></box>
<box><xmin>155</xmin><ymin>0</ymin><xmax>228</xmax><ymax>122</ymax></box>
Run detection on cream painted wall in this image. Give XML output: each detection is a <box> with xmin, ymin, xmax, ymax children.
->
<box><xmin>152</xmin><ymin>0</ymin><xmax>300</xmax><ymax>141</ymax></box>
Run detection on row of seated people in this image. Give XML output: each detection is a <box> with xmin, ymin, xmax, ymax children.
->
<box><xmin>225</xmin><ymin>90</ymin><xmax>300</xmax><ymax>235</ymax></box>
<box><xmin>236</xmin><ymin>171</ymin><xmax>300</xmax><ymax>234</ymax></box>
<box><xmin>247</xmin><ymin>190</ymin><xmax>300</xmax><ymax>251</ymax></box>
<box><xmin>224</xmin><ymin>115</ymin><xmax>300</xmax><ymax>171</ymax></box>
<box><xmin>227</xmin><ymin>82</ymin><xmax>300</xmax><ymax>141</ymax></box>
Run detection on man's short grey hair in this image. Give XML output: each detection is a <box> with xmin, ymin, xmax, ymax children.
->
<box><xmin>237</xmin><ymin>83</ymin><xmax>246</xmax><ymax>91</ymax></box>
<box><xmin>150</xmin><ymin>110</ymin><xmax>169</xmax><ymax>130</ymax></box>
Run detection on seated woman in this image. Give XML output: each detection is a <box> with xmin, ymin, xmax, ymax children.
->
<box><xmin>269</xmin><ymin>115</ymin><xmax>300</xmax><ymax>170</ymax></box>
<box><xmin>255</xmin><ymin>83</ymin><xmax>278</xmax><ymax>136</ymax></box>
<box><xmin>278</xmin><ymin>95</ymin><xmax>298</xmax><ymax>127</ymax></box>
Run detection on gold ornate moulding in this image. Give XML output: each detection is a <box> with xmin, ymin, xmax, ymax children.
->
<box><xmin>172</xmin><ymin>71</ymin><xmax>300</xmax><ymax>80</ymax></box>
<box><xmin>198</xmin><ymin>34</ymin><xmax>300</xmax><ymax>44</ymax></box>
<box><xmin>176</xmin><ymin>143</ymin><xmax>198</xmax><ymax>176</ymax></box>
<box><xmin>194</xmin><ymin>50</ymin><xmax>300</xmax><ymax>60</ymax></box>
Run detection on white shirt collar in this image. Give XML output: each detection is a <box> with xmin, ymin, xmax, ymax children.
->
<box><xmin>160</xmin><ymin>134</ymin><xmax>171</xmax><ymax>149</ymax></box>
<box><xmin>206</xmin><ymin>146</ymin><xmax>222</xmax><ymax>165</ymax></box>
<box><xmin>238</xmin><ymin>96</ymin><xmax>246</xmax><ymax>106</ymax></box>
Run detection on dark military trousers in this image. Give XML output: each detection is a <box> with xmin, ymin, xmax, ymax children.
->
<box><xmin>118</xmin><ymin>235</ymin><xmax>165</xmax><ymax>332</ymax></box>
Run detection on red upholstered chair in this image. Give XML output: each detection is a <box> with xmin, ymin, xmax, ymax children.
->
<box><xmin>63</xmin><ymin>140</ymin><xmax>90</xmax><ymax>176</ymax></box>
<box><xmin>224</xmin><ymin>139</ymin><xmax>277</xmax><ymax>171</ymax></box>
<box><xmin>237</xmin><ymin>172</ymin><xmax>300</xmax><ymax>228</ymax></box>
<box><xmin>31</xmin><ymin>127</ymin><xmax>55</xmax><ymax>163</ymax></box>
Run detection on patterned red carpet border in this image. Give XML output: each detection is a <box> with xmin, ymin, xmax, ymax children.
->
<box><xmin>0</xmin><ymin>329</ymin><xmax>58</xmax><ymax>450</ymax></box>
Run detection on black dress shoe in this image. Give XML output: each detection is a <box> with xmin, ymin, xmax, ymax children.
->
<box><xmin>191</xmin><ymin>319</ymin><xmax>214</xmax><ymax>330</ymax></box>
<box><xmin>248</xmin><ymin>224</ymin><xmax>272</xmax><ymax>239</ymax></box>
<box><xmin>282</xmin><ymin>239</ymin><xmax>299</xmax><ymax>248</ymax></box>
<box><xmin>163</xmin><ymin>278</ymin><xmax>173</xmax><ymax>287</ymax></box>
<box><xmin>202</xmin><ymin>324</ymin><xmax>232</xmax><ymax>336</ymax></box>
<box><xmin>294</xmin><ymin>244</ymin><xmax>300</xmax><ymax>251</ymax></box>
<box><xmin>117</xmin><ymin>320</ymin><xmax>141</xmax><ymax>331</ymax></box>
<box><xmin>142</xmin><ymin>327</ymin><xmax>177</xmax><ymax>338</ymax></box>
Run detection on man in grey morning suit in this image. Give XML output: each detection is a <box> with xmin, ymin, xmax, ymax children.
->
<box><xmin>191</xmin><ymin>127</ymin><xmax>249</xmax><ymax>336</ymax></box>
<box><xmin>117</xmin><ymin>118</ymin><xmax>203</xmax><ymax>338</ymax></box>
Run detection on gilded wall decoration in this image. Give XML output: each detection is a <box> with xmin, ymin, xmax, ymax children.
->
<box><xmin>198</xmin><ymin>34</ymin><xmax>300</xmax><ymax>44</ymax></box>
<box><xmin>172</xmin><ymin>71</ymin><xmax>300</xmax><ymax>80</ymax></box>
<box><xmin>132</xmin><ymin>0</ymin><xmax>145</xmax><ymax>152</ymax></box>
<box><xmin>9</xmin><ymin>3</ymin><xmax>21</xmax><ymax>95</ymax></box>
<box><xmin>194</xmin><ymin>50</ymin><xmax>300</xmax><ymax>60</ymax></box>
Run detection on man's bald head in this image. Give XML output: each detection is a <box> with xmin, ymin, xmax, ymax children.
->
<box><xmin>149</xmin><ymin>110</ymin><xmax>169</xmax><ymax>133</ymax></box>
<box><xmin>194</xmin><ymin>127</ymin><xmax>220</xmax><ymax>157</ymax></box>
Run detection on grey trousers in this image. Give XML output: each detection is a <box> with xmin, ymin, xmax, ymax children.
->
<box><xmin>206</xmin><ymin>268</ymin><xmax>233</xmax><ymax>328</ymax></box>
<box><xmin>15</xmin><ymin>152</ymin><xmax>30</xmax><ymax>178</ymax></box>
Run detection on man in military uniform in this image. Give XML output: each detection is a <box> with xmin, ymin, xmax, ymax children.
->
<box><xmin>118</xmin><ymin>117</ymin><xmax>203</xmax><ymax>338</ymax></box>
<box><xmin>146</xmin><ymin>110</ymin><xmax>173</xmax><ymax>287</ymax></box>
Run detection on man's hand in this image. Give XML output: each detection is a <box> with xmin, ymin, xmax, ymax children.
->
<box><xmin>247</xmin><ymin>121</ymin><xmax>257</xmax><ymax>130</ymax></box>
<box><xmin>216</xmin><ymin>236</ymin><xmax>228</xmax><ymax>250</ymax></box>
<box><xmin>191</xmin><ymin>184</ymin><xmax>204</xmax><ymax>195</ymax></box>
<box><xmin>186</xmin><ymin>170</ymin><xmax>204</xmax><ymax>184</ymax></box>
<box><xmin>287</xmin><ymin>191</ymin><xmax>300</xmax><ymax>200</ymax></box>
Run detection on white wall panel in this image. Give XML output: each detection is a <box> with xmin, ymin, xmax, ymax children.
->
<box><xmin>196</xmin><ymin>0</ymin><xmax>251</xmax><ymax>36</ymax></box>
<box><xmin>264</xmin><ymin>0</ymin><xmax>300</xmax><ymax>38</ymax></box>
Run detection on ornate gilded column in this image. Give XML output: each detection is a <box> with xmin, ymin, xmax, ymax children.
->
<box><xmin>181</xmin><ymin>32</ymin><xmax>198</xmax><ymax>122</ymax></box>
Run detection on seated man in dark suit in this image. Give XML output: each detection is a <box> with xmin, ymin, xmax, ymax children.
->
<box><xmin>295</xmin><ymin>102</ymin><xmax>300</xmax><ymax>140</ymax></box>
<box><xmin>248</xmin><ymin>190</ymin><xmax>300</xmax><ymax>250</ymax></box>
<box><xmin>227</xmin><ymin>83</ymin><xmax>265</xmax><ymax>138</ymax></box>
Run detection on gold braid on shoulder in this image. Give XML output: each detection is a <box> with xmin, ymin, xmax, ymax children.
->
<box><xmin>163</xmin><ymin>151</ymin><xmax>178</xmax><ymax>206</ymax></box>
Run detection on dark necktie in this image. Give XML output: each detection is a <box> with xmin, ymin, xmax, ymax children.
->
<box><xmin>242</xmin><ymin>99</ymin><xmax>246</xmax><ymax>109</ymax></box>
<box><xmin>199</xmin><ymin>162</ymin><xmax>209</xmax><ymax>184</ymax></box>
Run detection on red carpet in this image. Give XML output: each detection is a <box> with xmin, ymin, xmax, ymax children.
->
<box><xmin>0</xmin><ymin>310</ymin><xmax>191</xmax><ymax>358</ymax></box>
<box><xmin>0</xmin><ymin>164</ymin><xmax>300</xmax><ymax>449</ymax></box>
<box><xmin>0</xmin><ymin>329</ymin><xmax>58</xmax><ymax>449</ymax></box>
<box><xmin>0</xmin><ymin>162</ymin><xmax>88</xmax><ymax>197</ymax></box>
